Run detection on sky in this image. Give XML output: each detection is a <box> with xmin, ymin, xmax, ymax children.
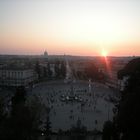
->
<box><xmin>0</xmin><ymin>0</ymin><xmax>140</xmax><ymax>56</ymax></box>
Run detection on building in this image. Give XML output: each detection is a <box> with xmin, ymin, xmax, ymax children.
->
<box><xmin>43</xmin><ymin>50</ymin><xmax>48</xmax><ymax>61</ymax></box>
<box><xmin>0</xmin><ymin>67</ymin><xmax>37</xmax><ymax>87</ymax></box>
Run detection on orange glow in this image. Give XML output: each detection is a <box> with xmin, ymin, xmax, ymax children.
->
<box><xmin>1</xmin><ymin>0</ymin><xmax>140</xmax><ymax>56</ymax></box>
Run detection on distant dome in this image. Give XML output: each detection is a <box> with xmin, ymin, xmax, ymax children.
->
<box><xmin>44</xmin><ymin>50</ymin><xmax>48</xmax><ymax>58</ymax></box>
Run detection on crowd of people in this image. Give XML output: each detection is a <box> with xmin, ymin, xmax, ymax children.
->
<box><xmin>29</xmin><ymin>81</ymin><xmax>115</xmax><ymax>132</ymax></box>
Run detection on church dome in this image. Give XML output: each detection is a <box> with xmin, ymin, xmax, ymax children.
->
<box><xmin>44</xmin><ymin>50</ymin><xmax>48</xmax><ymax>57</ymax></box>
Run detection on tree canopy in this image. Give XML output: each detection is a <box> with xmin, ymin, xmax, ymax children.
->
<box><xmin>115</xmin><ymin>58</ymin><xmax>140</xmax><ymax>140</ymax></box>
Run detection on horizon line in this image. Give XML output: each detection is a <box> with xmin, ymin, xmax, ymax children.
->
<box><xmin>0</xmin><ymin>53</ymin><xmax>139</xmax><ymax>58</ymax></box>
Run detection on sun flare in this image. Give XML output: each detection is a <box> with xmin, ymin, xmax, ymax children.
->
<box><xmin>101</xmin><ymin>50</ymin><xmax>108</xmax><ymax>57</ymax></box>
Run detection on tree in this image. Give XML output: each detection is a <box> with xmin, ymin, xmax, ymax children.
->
<box><xmin>85</xmin><ymin>62</ymin><xmax>99</xmax><ymax>81</ymax></box>
<box><xmin>115</xmin><ymin>58</ymin><xmax>140</xmax><ymax>140</ymax></box>
<box><xmin>54</xmin><ymin>61</ymin><xmax>61</xmax><ymax>78</ymax></box>
<box><xmin>47</xmin><ymin>63</ymin><xmax>52</xmax><ymax>78</ymax></box>
<box><xmin>0</xmin><ymin>96</ymin><xmax>8</xmax><ymax>140</ymax></box>
<box><xmin>60</xmin><ymin>61</ymin><xmax>66</xmax><ymax>78</ymax></box>
<box><xmin>0</xmin><ymin>96</ymin><xmax>6</xmax><ymax>123</ymax></box>
<box><xmin>35</xmin><ymin>61</ymin><xmax>41</xmax><ymax>79</ymax></box>
<box><xmin>8</xmin><ymin>105</ymin><xmax>34</xmax><ymax>140</ymax></box>
<box><xmin>27</xmin><ymin>95</ymin><xmax>44</xmax><ymax>133</ymax></box>
<box><xmin>116</xmin><ymin>77</ymin><xmax>140</xmax><ymax>140</ymax></box>
<box><xmin>43</xmin><ymin>67</ymin><xmax>47</xmax><ymax>78</ymax></box>
<box><xmin>4</xmin><ymin>86</ymin><xmax>35</xmax><ymax>140</ymax></box>
<box><xmin>11</xmin><ymin>86</ymin><xmax>26</xmax><ymax>115</ymax></box>
<box><xmin>70</xmin><ymin>118</ymin><xmax>87</xmax><ymax>134</ymax></box>
<box><xmin>44</xmin><ymin>115</ymin><xmax>51</xmax><ymax>134</ymax></box>
<box><xmin>1</xmin><ymin>87</ymin><xmax>49</xmax><ymax>140</ymax></box>
<box><xmin>102</xmin><ymin>121</ymin><xmax>113</xmax><ymax>140</ymax></box>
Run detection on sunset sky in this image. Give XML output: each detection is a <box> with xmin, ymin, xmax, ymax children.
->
<box><xmin>0</xmin><ymin>0</ymin><xmax>140</xmax><ymax>56</ymax></box>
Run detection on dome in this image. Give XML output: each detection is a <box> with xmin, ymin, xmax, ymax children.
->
<box><xmin>44</xmin><ymin>50</ymin><xmax>48</xmax><ymax>57</ymax></box>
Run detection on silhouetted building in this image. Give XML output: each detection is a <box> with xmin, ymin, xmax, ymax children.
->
<box><xmin>0</xmin><ymin>67</ymin><xmax>37</xmax><ymax>87</ymax></box>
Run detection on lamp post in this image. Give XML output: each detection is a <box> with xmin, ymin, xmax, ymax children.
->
<box><xmin>88</xmin><ymin>79</ymin><xmax>92</xmax><ymax>95</ymax></box>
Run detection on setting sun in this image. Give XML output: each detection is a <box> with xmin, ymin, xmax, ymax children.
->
<box><xmin>101</xmin><ymin>50</ymin><xmax>108</xmax><ymax>57</ymax></box>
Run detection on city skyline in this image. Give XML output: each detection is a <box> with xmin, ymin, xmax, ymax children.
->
<box><xmin>1</xmin><ymin>0</ymin><xmax>140</xmax><ymax>56</ymax></box>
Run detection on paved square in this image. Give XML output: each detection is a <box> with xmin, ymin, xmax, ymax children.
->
<box><xmin>29</xmin><ymin>80</ymin><xmax>116</xmax><ymax>132</ymax></box>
